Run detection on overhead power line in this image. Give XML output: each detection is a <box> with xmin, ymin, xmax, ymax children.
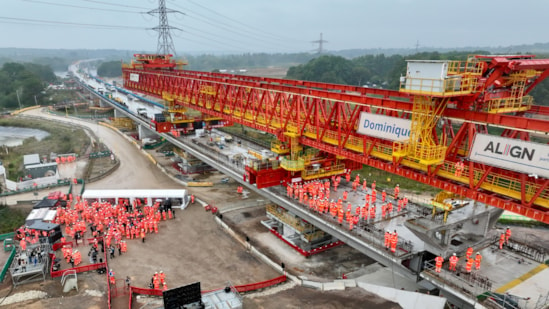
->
<box><xmin>0</xmin><ymin>16</ymin><xmax>146</xmax><ymax>30</ymax></box>
<box><xmin>79</xmin><ymin>0</ymin><xmax>150</xmax><ymax>10</ymax></box>
<box><xmin>182</xmin><ymin>0</ymin><xmax>301</xmax><ymax>43</ymax></box>
<box><xmin>168</xmin><ymin>1</ymin><xmax>300</xmax><ymax>52</ymax></box>
<box><xmin>20</xmin><ymin>0</ymin><xmax>142</xmax><ymax>14</ymax></box>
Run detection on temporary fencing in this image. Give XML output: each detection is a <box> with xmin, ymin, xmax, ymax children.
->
<box><xmin>0</xmin><ymin>247</ymin><xmax>16</xmax><ymax>282</ymax></box>
<box><xmin>127</xmin><ymin>275</ymin><xmax>287</xmax><ymax>307</ymax></box>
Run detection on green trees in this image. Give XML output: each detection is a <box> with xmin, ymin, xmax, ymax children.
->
<box><xmin>285</xmin><ymin>52</ymin><xmax>549</xmax><ymax>105</ymax></box>
<box><xmin>0</xmin><ymin>62</ymin><xmax>52</xmax><ymax>109</ymax></box>
<box><xmin>97</xmin><ymin>60</ymin><xmax>122</xmax><ymax>77</ymax></box>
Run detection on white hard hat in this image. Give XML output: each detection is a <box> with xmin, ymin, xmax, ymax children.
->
<box><xmin>453</xmin><ymin>253</ymin><xmax>456</xmax><ymax>256</ymax></box>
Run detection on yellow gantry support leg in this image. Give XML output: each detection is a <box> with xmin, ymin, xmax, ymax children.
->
<box><xmin>393</xmin><ymin>96</ymin><xmax>448</xmax><ymax>166</ymax></box>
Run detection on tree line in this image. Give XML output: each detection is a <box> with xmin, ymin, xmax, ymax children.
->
<box><xmin>0</xmin><ymin>62</ymin><xmax>56</xmax><ymax>109</ymax></box>
<box><xmin>286</xmin><ymin>51</ymin><xmax>549</xmax><ymax>106</ymax></box>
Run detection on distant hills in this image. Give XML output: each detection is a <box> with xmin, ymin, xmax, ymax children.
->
<box><xmin>329</xmin><ymin>42</ymin><xmax>549</xmax><ymax>58</ymax></box>
<box><xmin>1</xmin><ymin>42</ymin><xmax>549</xmax><ymax>62</ymax></box>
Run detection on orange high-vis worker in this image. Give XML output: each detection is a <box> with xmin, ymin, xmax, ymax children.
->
<box><xmin>474</xmin><ymin>252</ymin><xmax>482</xmax><ymax>270</ymax></box>
<box><xmin>505</xmin><ymin>227</ymin><xmax>511</xmax><ymax>244</ymax></box>
<box><xmin>449</xmin><ymin>253</ymin><xmax>458</xmax><ymax>271</ymax></box>
<box><xmin>384</xmin><ymin>231</ymin><xmax>390</xmax><ymax>249</ymax></box>
<box><xmin>435</xmin><ymin>256</ymin><xmax>444</xmax><ymax>273</ymax></box>
<box><xmin>159</xmin><ymin>271</ymin><xmax>165</xmax><ymax>284</ymax></box>
<box><xmin>163</xmin><ymin>282</ymin><xmax>168</xmax><ymax>291</ymax></box>
<box><xmin>499</xmin><ymin>233</ymin><xmax>505</xmax><ymax>249</ymax></box>
<box><xmin>369</xmin><ymin>205</ymin><xmax>376</xmax><ymax>220</ymax></box>
<box><xmin>466</xmin><ymin>247</ymin><xmax>473</xmax><ymax>260</ymax></box>
<box><xmin>191</xmin><ymin>195</ymin><xmax>195</xmax><ymax>204</ymax></box>
<box><xmin>465</xmin><ymin>258</ymin><xmax>474</xmax><ymax>273</ymax></box>
<box><xmin>390</xmin><ymin>233</ymin><xmax>397</xmax><ymax>254</ymax></box>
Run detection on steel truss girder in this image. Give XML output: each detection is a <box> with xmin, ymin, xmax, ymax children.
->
<box><xmin>122</xmin><ymin>68</ymin><xmax>549</xmax><ymax>223</ymax></box>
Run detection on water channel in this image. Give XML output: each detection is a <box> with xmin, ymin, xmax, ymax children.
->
<box><xmin>0</xmin><ymin>126</ymin><xmax>50</xmax><ymax>147</ymax></box>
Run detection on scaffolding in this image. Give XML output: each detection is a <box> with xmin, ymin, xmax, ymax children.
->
<box><xmin>9</xmin><ymin>242</ymin><xmax>50</xmax><ymax>287</ymax></box>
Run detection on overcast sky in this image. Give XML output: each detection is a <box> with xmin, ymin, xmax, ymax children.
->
<box><xmin>1</xmin><ymin>0</ymin><xmax>548</xmax><ymax>54</ymax></box>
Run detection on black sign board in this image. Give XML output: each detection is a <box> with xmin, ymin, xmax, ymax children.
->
<box><xmin>163</xmin><ymin>282</ymin><xmax>202</xmax><ymax>309</ymax></box>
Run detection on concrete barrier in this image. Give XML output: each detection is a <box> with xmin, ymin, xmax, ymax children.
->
<box><xmin>335</xmin><ymin>279</ymin><xmax>357</xmax><ymax>288</ymax></box>
<box><xmin>322</xmin><ymin>281</ymin><xmax>345</xmax><ymax>291</ymax></box>
<box><xmin>302</xmin><ymin>280</ymin><xmax>323</xmax><ymax>290</ymax></box>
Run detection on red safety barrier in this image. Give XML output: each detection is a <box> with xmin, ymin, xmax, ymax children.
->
<box><xmin>128</xmin><ymin>287</ymin><xmax>133</xmax><ymax>309</ymax></box>
<box><xmin>234</xmin><ymin>275</ymin><xmax>287</xmax><ymax>293</ymax></box>
<box><xmin>52</xmin><ymin>241</ymin><xmax>74</xmax><ymax>251</ymax></box>
<box><xmin>130</xmin><ymin>286</ymin><xmax>163</xmax><ymax>296</ymax></box>
<box><xmin>128</xmin><ymin>275</ymin><xmax>287</xmax><ymax>301</ymax></box>
<box><xmin>51</xmin><ymin>261</ymin><xmax>107</xmax><ymax>278</ymax></box>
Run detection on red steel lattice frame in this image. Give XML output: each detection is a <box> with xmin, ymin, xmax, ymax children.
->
<box><xmin>122</xmin><ymin>58</ymin><xmax>549</xmax><ymax>223</ymax></box>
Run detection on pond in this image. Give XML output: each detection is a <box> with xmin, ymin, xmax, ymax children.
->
<box><xmin>0</xmin><ymin>126</ymin><xmax>50</xmax><ymax>147</ymax></box>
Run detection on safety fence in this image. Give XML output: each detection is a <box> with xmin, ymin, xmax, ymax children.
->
<box><xmin>422</xmin><ymin>259</ymin><xmax>493</xmax><ymax>298</ymax></box>
<box><xmin>0</xmin><ymin>247</ymin><xmax>16</xmax><ymax>282</ymax></box>
<box><xmin>50</xmin><ymin>238</ymin><xmax>108</xmax><ymax>277</ymax></box>
<box><xmin>0</xmin><ymin>232</ymin><xmax>15</xmax><ymax>241</ymax></box>
<box><xmin>127</xmin><ymin>275</ymin><xmax>287</xmax><ymax>308</ymax></box>
<box><xmin>50</xmin><ymin>258</ymin><xmax>107</xmax><ymax>278</ymax></box>
<box><xmin>233</xmin><ymin>275</ymin><xmax>287</xmax><ymax>293</ymax></box>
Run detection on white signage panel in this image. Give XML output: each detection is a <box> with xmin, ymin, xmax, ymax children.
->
<box><xmin>356</xmin><ymin>112</ymin><xmax>412</xmax><ymax>141</ymax></box>
<box><xmin>469</xmin><ymin>133</ymin><xmax>549</xmax><ymax>178</ymax></box>
<box><xmin>129</xmin><ymin>73</ymin><xmax>139</xmax><ymax>82</ymax></box>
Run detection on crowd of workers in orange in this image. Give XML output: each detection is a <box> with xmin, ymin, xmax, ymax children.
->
<box><xmin>283</xmin><ymin>173</ymin><xmax>407</xmax><ymax>254</ymax></box>
<box><xmin>281</xmin><ymin>172</ymin><xmax>513</xmax><ymax>272</ymax></box>
<box><xmin>51</xmin><ymin>194</ymin><xmax>176</xmax><ymax>290</ymax></box>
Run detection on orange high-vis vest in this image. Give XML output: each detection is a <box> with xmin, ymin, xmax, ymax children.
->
<box><xmin>435</xmin><ymin>256</ymin><xmax>444</xmax><ymax>266</ymax></box>
<box><xmin>465</xmin><ymin>258</ymin><xmax>473</xmax><ymax>272</ymax></box>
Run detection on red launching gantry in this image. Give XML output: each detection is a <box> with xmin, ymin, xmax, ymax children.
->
<box><xmin>122</xmin><ymin>54</ymin><xmax>549</xmax><ymax>223</ymax></box>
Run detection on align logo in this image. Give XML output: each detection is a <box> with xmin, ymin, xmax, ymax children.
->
<box><xmin>470</xmin><ymin>133</ymin><xmax>549</xmax><ymax>179</ymax></box>
<box><xmin>483</xmin><ymin>141</ymin><xmax>535</xmax><ymax>161</ymax></box>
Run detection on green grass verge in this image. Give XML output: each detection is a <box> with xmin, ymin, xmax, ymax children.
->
<box><xmin>350</xmin><ymin>165</ymin><xmax>441</xmax><ymax>195</ymax></box>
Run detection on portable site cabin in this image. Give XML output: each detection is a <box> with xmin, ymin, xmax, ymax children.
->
<box><xmin>81</xmin><ymin>189</ymin><xmax>187</xmax><ymax>208</ymax></box>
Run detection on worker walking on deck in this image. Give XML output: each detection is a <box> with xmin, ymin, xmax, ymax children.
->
<box><xmin>505</xmin><ymin>227</ymin><xmax>511</xmax><ymax>244</ymax></box>
<box><xmin>390</xmin><ymin>231</ymin><xmax>398</xmax><ymax>254</ymax></box>
<box><xmin>474</xmin><ymin>252</ymin><xmax>482</xmax><ymax>270</ymax></box>
<box><xmin>499</xmin><ymin>233</ymin><xmax>505</xmax><ymax>249</ymax></box>
<box><xmin>384</xmin><ymin>231</ymin><xmax>390</xmax><ymax>249</ymax></box>
<box><xmin>449</xmin><ymin>253</ymin><xmax>458</xmax><ymax>271</ymax></box>
<box><xmin>465</xmin><ymin>258</ymin><xmax>473</xmax><ymax>273</ymax></box>
<box><xmin>435</xmin><ymin>255</ymin><xmax>444</xmax><ymax>273</ymax></box>
<box><xmin>466</xmin><ymin>247</ymin><xmax>473</xmax><ymax>260</ymax></box>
